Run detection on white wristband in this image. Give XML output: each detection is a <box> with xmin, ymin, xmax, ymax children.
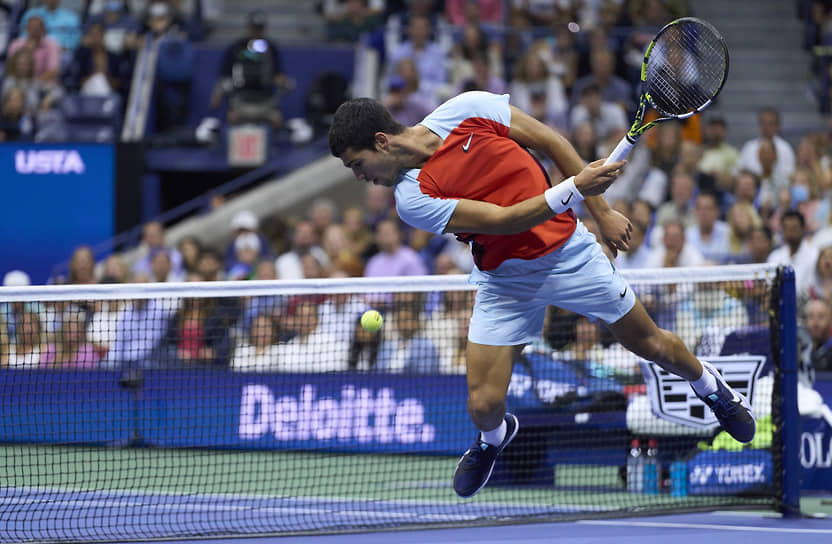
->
<box><xmin>544</xmin><ymin>177</ymin><xmax>584</xmax><ymax>214</ymax></box>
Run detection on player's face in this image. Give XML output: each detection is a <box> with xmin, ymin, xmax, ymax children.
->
<box><xmin>341</xmin><ymin>147</ymin><xmax>399</xmax><ymax>187</ymax></box>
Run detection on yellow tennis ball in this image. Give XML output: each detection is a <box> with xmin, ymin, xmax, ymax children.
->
<box><xmin>360</xmin><ymin>310</ymin><xmax>383</xmax><ymax>332</ymax></box>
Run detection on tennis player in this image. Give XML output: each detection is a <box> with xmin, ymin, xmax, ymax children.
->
<box><xmin>329</xmin><ymin>91</ymin><xmax>755</xmax><ymax>498</ymax></box>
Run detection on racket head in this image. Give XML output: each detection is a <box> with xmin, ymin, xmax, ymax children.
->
<box><xmin>641</xmin><ymin>17</ymin><xmax>729</xmax><ymax>119</ymax></box>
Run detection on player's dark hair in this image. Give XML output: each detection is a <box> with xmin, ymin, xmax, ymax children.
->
<box><xmin>329</xmin><ymin>98</ymin><xmax>406</xmax><ymax>158</ymax></box>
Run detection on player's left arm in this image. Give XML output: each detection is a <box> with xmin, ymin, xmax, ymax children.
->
<box><xmin>507</xmin><ymin>106</ymin><xmax>632</xmax><ymax>256</ymax></box>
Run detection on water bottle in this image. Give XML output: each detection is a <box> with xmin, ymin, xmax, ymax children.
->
<box><xmin>643</xmin><ymin>439</ymin><xmax>659</xmax><ymax>495</ymax></box>
<box><xmin>670</xmin><ymin>461</ymin><xmax>688</xmax><ymax>497</ymax></box>
<box><xmin>626</xmin><ymin>438</ymin><xmax>644</xmax><ymax>493</ymax></box>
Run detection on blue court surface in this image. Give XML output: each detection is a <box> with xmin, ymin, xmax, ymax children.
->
<box><xmin>138</xmin><ymin>511</ymin><xmax>832</xmax><ymax>544</ymax></box>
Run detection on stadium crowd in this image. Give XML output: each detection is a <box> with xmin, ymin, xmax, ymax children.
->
<box><xmin>1</xmin><ymin>0</ymin><xmax>832</xmax><ymax>379</ymax></box>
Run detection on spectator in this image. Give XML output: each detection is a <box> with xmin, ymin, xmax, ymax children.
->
<box><xmin>275</xmin><ymin>220</ymin><xmax>330</xmax><ymax>280</ymax></box>
<box><xmin>230</xmin><ymin>313</ymin><xmax>280</xmax><ymax>372</ymax></box>
<box><xmin>196</xmin><ymin>248</ymin><xmax>224</xmax><ymax>281</ymax></box>
<box><xmin>729</xmin><ymin>169</ymin><xmax>762</xmax><ymax>211</ymax></box>
<box><xmin>807</xmin><ymin>245</ymin><xmax>832</xmax><ymax>302</ymax></box>
<box><xmin>377</xmin><ymin>304</ymin><xmax>439</xmax><ymax>374</ymax></box>
<box><xmin>650</xmin><ymin>121</ymin><xmax>683</xmax><ymax>175</ymax></box>
<box><xmin>326</xmin><ymin>0</ymin><xmax>383</xmax><ymax>44</ymax></box>
<box><xmin>4</xmin><ymin>310</ymin><xmax>45</xmax><ymax>367</ymax></box>
<box><xmin>146</xmin><ymin>1</ymin><xmax>194</xmax><ymax>133</ymax></box>
<box><xmin>749</xmin><ymin>225</ymin><xmax>774</xmax><ymax>264</ymax></box>
<box><xmin>347</xmin><ymin>312</ymin><xmax>383</xmax><ymax>370</ymax></box>
<box><xmin>177</xmin><ymin>236</ymin><xmax>203</xmax><ymax>275</ymax></box>
<box><xmin>308</xmin><ymin>198</ymin><xmax>339</xmax><ymax>239</ymax></box>
<box><xmin>571</xmin><ymin>47</ymin><xmax>632</xmax><ymax>111</ymax></box>
<box><xmin>42</xmin><ymin>309</ymin><xmax>100</xmax><ymax>368</ymax></box>
<box><xmin>210</xmin><ymin>10</ymin><xmax>293</xmax><ymax>128</ymax></box>
<box><xmin>99</xmin><ymin>254</ymin><xmax>128</xmax><ymax>282</ymax></box>
<box><xmin>445</xmin><ymin>0</ymin><xmax>503</xmax><ymax>26</ymax></box>
<box><xmin>767</xmin><ymin>210</ymin><xmax>819</xmax><ymax>293</ymax></box>
<box><xmin>384</xmin><ymin>74</ymin><xmax>432</xmax><ymax>127</ymax></box>
<box><xmin>87</xmin><ymin>0</ymin><xmax>141</xmax><ymax>55</ymax></box>
<box><xmin>424</xmin><ymin>288</ymin><xmax>474</xmax><ymax>374</ymax></box>
<box><xmin>132</xmin><ymin>221</ymin><xmax>184</xmax><ymax>279</ymax></box>
<box><xmin>803</xmin><ymin>298</ymin><xmax>832</xmax><ymax>372</ymax></box>
<box><xmin>227</xmin><ymin>233</ymin><xmax>262</xmax><ymax>280</ymax></box>
<box><xmin>654</xmin><ymin>171</ymin><xmax>697</xmax><ymax>235</ymax></box>
<box><xmin>20</xmin><ymin>0</ymin><xmax>81</xmax><ymax>62</ymax></box>
<box><xmin>685</xmin><ymin>191</ymin><xmax>730</xmax><ymax>264</ymax></box>
<box><xmin>237</xmin><ymin>258</ymin><xmax>286</xmax><ymax>336</ymax></box>
<box><xmin>570</xmin><ymin>120</ymin><xmax>598</xmax><ymax>163</ymax></box>
<box><xmin>362</xmin><ymin>184</ymin><xmax>394</xmax><ymax>230</ymax></box>
<box><xmin>447</xmin><ymin>22</ymin><xmax>504</xmax><ymax>92</ymax></box>
<box><xmin>508</xmin><ymin>46</ymin><xmax>568</xmax><ymax>129</ymax></box>
<box><xmin>7</xmin><ymin>15</ymin><xmax>61</xmax><ymax>83</ymax></box>
<box><xmin>676</xmin><ymin>281</ymin><xmax>750</xmax><ymax>354</ymax></box>
<box><xmin>757</xmin><ymin>137</ymin><xmax>792</xmax><ymax>215</ymax></box>
<box><xmin>615</xmin><ymin>221</ymin><xmax>650</xmax><ymax>269</ymax></box>
<box><xmin>2</xmin><ymin>47</ymin><xmax>64</xmax><ymax>113</ymax></box>
<box><xmin>278</xmin><ymin>298</ymin><xmax>348</xmax><ymax>372</ymax></box>
<box><xmin>149</xmin><ymin>248</ymin><xmax>181</xmax><ymax>282</ymax></box>
<box><xmin>387</xmin><ymin>14</ymin><xmax>448</xmax><ymax>108</ymax></box>
<box><xmin>69</xmin><ymin>245</ymin><xmax>96</xmax><ymax>285</ymax></box>
<box><xmin>0</xmin><ymin>87</ymin><xmax>33</xmax><ymax>141</ymax></box>
<box><xmin>224</xmin><ymin>210</ymin><xmax>271</xmax><ymax>270</ymax></box>
<box><xmin>68</xmin><ymin>22</ymin><xmax>126</xmax><ymax>97</ymax></box>
<box><xmin>86</xmin><ymin>298</ymin><xmax>123</xmax><ymax>357</ymax></box>
<box><xmin>698</xmin><ymin>116</ymin><xmax>739</xmax><ymax>194</ymax></box>
<box><xmin>793</xmin><ymin>167</ymin><xmax>830</xmax><ymax>235</ymax></box>
<box><xmin>736</xmin><ymin>107</ymin><xmax>796</xmax><ymax>181</ymax></box>
<box><xmin>342</xmin><ymin>206</ymin><xmax>374</xmax><ymax>260</ymax></box>
<box><xmin>569</xmin><ymin>83</ymin><xmax>627</xmax><ymax>143</ymax></box>
<box><xmin>646</xmin><ymin>219</ymin><xmax>706</xmax><ymax>268</ymax></box>
<box><xmin>725</xmin><ymin>202</ymin><xmax>762</xmax><ymax>265</ymax></box>
<box><xmin>364</xmin><ymin>219</ymin><xmax>428</xmax><ymax>277</ymax></box>
<box><xmin>166</xmin><ymin>297</ymin><xmax>222</xmax><ymax>366</ymax></box>
<box><xmin>318</xmin><ymin>272</ymin><xmax>369</xmax><ymax>344</ymax></box>
<box><xmin>456</xmin><ymin>51</ymin><xmax>507</xmax><ymax>96</ymax></box>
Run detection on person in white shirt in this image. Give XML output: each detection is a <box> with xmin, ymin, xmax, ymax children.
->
<box><xmin>275</xmin><ymin>220</ymin><xmax>330</xmax><ymax>280</ymax></box>
<box><xmin>767</xmin><ymin>210</ymin><xmax>819</xmax><ymax>294</ymax></box>
<box><xmin>278</xmin><ymin>299</ymin><xmax>348</xmax><ymax>373</ymax></box>
<box><xmin>646</xmin><ymin>220</ymin><xmax>706</xmax><ymax>268</ymax></box>
<box><xmin>736</xmin><ymin>107</ymin><xmax>795</xmax><ymax>180</ymax></box>
<box><xmin>685</xmin><ymin>191</ymin><xmax>730</xmax><ymax>264</ymax></box>
<box><xmin>230</xmin><ymin>313</ymin><xmax>280</xmax><ymax>372</ymax></box>
<box><xmin>569</xmin><ymin>83</ymin><xmax>627</xmax><ymax>143</ymax></box>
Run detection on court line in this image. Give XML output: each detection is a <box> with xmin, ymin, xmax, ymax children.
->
<box><xmin>578</xmin><ymin>520</ymin><xmax>832</xmax><ymax>534</ymax></box>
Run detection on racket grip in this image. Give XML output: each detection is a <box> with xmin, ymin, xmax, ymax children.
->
<box><xmin>604</xmin><ymin>137</ymin><xmax>635</xmax><ymax>165</ymax></box>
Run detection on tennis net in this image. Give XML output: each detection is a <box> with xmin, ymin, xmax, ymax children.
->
<box><xmin>0</xmin><ymin>264</ymin><xmax>799</xmax><ymax>542</ymax></box>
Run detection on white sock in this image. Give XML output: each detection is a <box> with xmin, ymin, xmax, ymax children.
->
<box><xmin>690</xmin><ymin>362</ymin><xmax>719</xmax><ymax>396</ymax></box>
<box><xmin>480</xmin><ymin>419</ymin><xmax>507</xmax><ymax>446</ymax></box>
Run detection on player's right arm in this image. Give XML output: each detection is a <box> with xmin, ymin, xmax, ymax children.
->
<box><xmin>443</xmin><ymin>159</ymin><xmax>622</xmax><ymax>235</ymax></box>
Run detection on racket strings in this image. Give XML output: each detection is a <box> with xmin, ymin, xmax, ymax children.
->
<box><xmin>645</xmin><ymin>21</ymin><xmax>727</xmax><ymax>117</ymax></box>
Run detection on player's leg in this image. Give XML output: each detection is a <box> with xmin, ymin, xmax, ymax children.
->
<box><xmin>606</xmin><ymin>298</ymin><xmax>755</xmax><ymax>442</ymax></box>
<box><xmin>453</xmin><ymin>341</ymin><xmax>522</xmax><ymax>498</ymax></box>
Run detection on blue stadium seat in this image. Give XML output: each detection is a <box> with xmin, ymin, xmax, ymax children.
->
<box><xmin>61</xmin><ymin>94</ymin><xmax>122</xmax><ymax>125</ymax></box>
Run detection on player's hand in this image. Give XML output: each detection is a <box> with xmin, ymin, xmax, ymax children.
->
<box><xmin>574</xmin><ymin>159</ymin><xmax>626</xmax><ymax>196</ymax></box>
<box><xmin>596</xmin><ymin>208</ymin><xmax>632</xmax><ymax>258</ymax></box>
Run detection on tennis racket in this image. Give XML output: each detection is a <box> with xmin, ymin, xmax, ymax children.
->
<box><xmin>604</xmin><ymin>17</ymin><xmax>729</xmax><ymax>165</ymax></box>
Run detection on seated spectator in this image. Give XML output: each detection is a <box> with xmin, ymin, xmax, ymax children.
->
<box><xmin>86</xmin><ymin>299</ymin><xmax>124</xmax><ymax>357</ymax></box>
<box><xmin>383</xmin><ymin>65</ymin><xmax>433</xmax><ymax>127</ymax></box>
<box><xmin>196</xmin><ymin>248</ymin><xmax>224</xmax><ymax>281</ymax></box>
<box><xmin>237</xmin><ymin>258</ymin><xmax>286</xmax><ymax>337</ymax></box>
<box><xmin>424</xmin><ymin>288</ymin><xmax>473</xmax><ymax>374</ymax></box>
<box><xmin>230</xmin><ymin>313</ymin><xmax>280</xmax><ymax>372</ymax></box>
<box><xmin>99</xmin><ymin>254</ymin><xmax>128</xmax><ymax>282</ymax></box>
<box><xmin>177</xmin><ymin>236</ymin><xmax>203</xmax><ymax>275</ymax></box>
<box><xmin>445</xmin><ymin>0</ymin><xmax>503</xmax><ymax>27</ymax></box>
<box><xmin>227</xmin><ymin>233</ymin><xmax>262</xmax><ymax>280</ymax></box>
<box><xmin>654</xmin><ymin>171</ymin><xmax>697</xmax><ymax>237</ymax></box>
<box><xmin>377</xmin><ymin>304</ymin><xmax>439</xmax><ymax>374</ymax></box>
<box><xmin>757</xmin><ymin>137</ymin><xmax>792</xmax><ymax>216</ymax></box>
<box><xmin>347</xmin><ymin>313</ymin><xmax>383</xmax><ymax>371</ymax></box>
<box><xmin>87</xmin><ymin>0</ymin><xmax>141</xmax><ymax>55</ymax></box>
<box><xmin>676</xmin><ymin>281</ymin><xmax>750</xmax><ymax>354</ymax></box>
<box><xmin>571</xmin><ymin>47</ymin><xmax>632</xmax><ymax>111</ymax></box>
<box><xmin>569</xmin><ymin>83</ymin><xmax>627</xmax><ymax>143</ymax></box>
<box><xmin>4</xmin><ymin>310</ymin><xmax>45</xmax><ymax>368</ymax></box>
<box><xmin>275</xmin><ymin>220</ymin><xmax>330</xmax><ymax>280</ymax></box>
<box><xmin>554</xmin><ymin>315</ymin><xmax>640</xmax><ymax>378</ymax></box>
<box><xmin>736</xmin><ymin>107</ymin><xmax>796</xmax><ymax>181</ymax></box>
<box><xmin>149</xmin><ymin>248</ymin><xmax>182</xmax><ymax>282</ymax></box>
<box><xmin>456</xmin><ymin>51</ymin><xmax>507</xmax><ymax>95</ymax></box>
<box><xmin>447</xmin><ymin>22</ymin><xmax>504</xmax><ymax>93</ymax></box>
<box><xmin>615</xmin><ymin>221</ymin><xmax>650</xmax><ymax>270</ymax></box>
<box><xmin>2</xmin><ymin>47</ymin><xmax>64</xmax><ymax>113</ymax></box>
<box><xmin>749</xmin><ymin>225</ymin><xmax>774</xmax><ymax>264</ymax></box>
<box><xmin>362</xmin><ymin>184</ymin><xmax>395</xmax><ymax>230</ymax></box>
<box><xmin>685</xmin><ymin>191</ymin><xmax>730</xmax><ymax>264</ymax></box>
<box><xmin>132</xmin><ymin>221</ymin><xmax>184</xmax><ymax>279</ymax></box>
<box><xmin>166</xmin><ymin>296</ymin><xmax>231</xmax><ymax>366</ymax></box>
<box><xmin>308</xmin><ymin>198</ymin><xmax>339</xmax><ymax>239</ymax></box>
<box><xmin>386</xmin><ymin>14</ymin><xmax>448</xmax><ymax>109</ymax></box>
<box><xmin>20</xmin><ymin>0</ymin><xmax>81</xmax><ymax>65</ymax></box>
<box><xmin>767</xmin><ymin>210</ymin><xmax>819</xmax><ymax>294</ymax></box>
<box><xmin>278</xmin><ymin>298</ymin><xmax>348</xmax><ymax>372</ymax></box>
<box><xmin>224</xmin><ymin>210</ymin><xmax>271</xmax><ymax>270</ymax></box>
<box><xmin>646</xmin><ymin>219</ymin><xmax>705</xmax><ymax>268</ymax></box>
<box><xmin>326</xmin><ymin>0</ymin><xmax>383</xmax><ymax>44</ymax></box>
<box><xmin>802</xmin><ymin>299</ymin><xmax>832</xmax><ymax>373</ymax></box>
<box><xmin>69</xmin><ymin>245</ymin><xmax>96</xmax><ymax>285</ymax></box>
<box><xmin>342</xmin><ymin>206</ymin><xmax>374</xmax><ymax>260</ymax></box>
<box><xmin>792</xmin><ymin>167</ymin><xmax>831</xmax><ymax>236</ymax></box>
<box><xmin>807</xmin><ymin>245</ymin><xmax>832</xmax><ymax>303</ymax></box>
<box><xmin>0</xmin><ymin>87</ymin><xmax>33</xmax><ymax>141</ymax></box>
<box><xmin>103</xmin><ymin>295</ymin><xmax>177</xmax><ymax>368</ymax></box>
<box><xmin>318</xmin><ymin>272</ymin><xmax>369</xmax><ymax>343</ymax></box>
<box><xmin>364</xmin><ymin>219</ymin><xmax>428</xmax><ymax>277</ymax></box>
<box><xmin>7</xmin><ymin>15</ymin><xmax>61</xmax><ymax>84</ymax></box>
<box><xmin>67</xmin><ymin>22</ymin><xmax>126</xmax><ymax>97</ymax></box>
<box><xmin>724</xmin><ymin>202</ymin><xmax>762</xmax><ymax>265</ymax></box>
<box><xmin>210</xmin><ymin>10</ymin><xmax>293</xmax><ymax>129</ymax></box>
<box><xmin>42</xmin><ymin>309</ymin><xmax>100</xmax><ymax>368</ymax></box>
<box><xmin>698</xmin><ymin>116</ymin><xmax>739</xmax><ymax>194</ymax></box>
<box><xmin>509</xmin><ymin>46</ymin><xmax>568</xmax><ymax>129</ymax></box>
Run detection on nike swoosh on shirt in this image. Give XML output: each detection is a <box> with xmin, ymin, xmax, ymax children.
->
<box><xmin>462</xmin><ymin>133</ymin><xmax>473</xmax><ymax>152</ymax></box>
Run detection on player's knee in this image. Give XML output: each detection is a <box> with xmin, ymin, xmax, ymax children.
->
<box><xmin>467</xmin><ymin>388</ymin><xmax>505</xmax><ymax>423</ymax></box>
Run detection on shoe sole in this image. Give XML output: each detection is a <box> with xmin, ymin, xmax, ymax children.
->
<box><xmin>454</xmin><ymin>413</ymin><xmax>519</xmax><ymax>499</ymax></box>
<box><xmin>701</xmin><ymin>361</ymin><xmax>756</xmax><ymax>443</ymax></box>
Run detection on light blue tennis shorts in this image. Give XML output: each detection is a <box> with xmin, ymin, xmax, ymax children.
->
<box><xmin>467</xmin><ymin>221</ymin><xmax>636</xmax><ymax>346</ymax></box>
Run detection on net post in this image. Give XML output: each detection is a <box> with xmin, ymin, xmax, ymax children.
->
<box><xmin>777</xmin><ymin>265</ymin><xmax>801</xmax><ymax>517</ymax></box>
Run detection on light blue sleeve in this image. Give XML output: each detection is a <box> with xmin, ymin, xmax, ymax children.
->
<box><xmin>394</xmin><ymin>170</ymin><xmax>459</xmax><ymax>235</ymax></box>
<box><xmin>419</xmin><ymin>91</ymin><xmax>511</xmax><ymax>141</ymax></box>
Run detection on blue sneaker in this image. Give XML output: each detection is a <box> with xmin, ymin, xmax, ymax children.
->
<box><xmin>694</xmin><ymin>362</ymin><xmax>756</xmax><ymax>443</ymax></box>
<box><xmin>453</xmin><ymin>413</ymin><xmax>519</xmax><ymax>498</ymax></box>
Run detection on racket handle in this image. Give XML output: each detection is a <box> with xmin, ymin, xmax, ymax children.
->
<box><xmin>604</xmin><ymin>137</ymin><xmax>636</xmax><ymax>165</ymax></box>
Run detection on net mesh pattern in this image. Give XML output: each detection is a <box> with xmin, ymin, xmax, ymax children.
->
<box><xmin>0</xmin><ymin>267</ymin><xmax>785</xmax><ymax>542</ymax></box>
<box><xmin>644</xmin><ymin>19</ymin><xmax>727</xmax><ymax>116</ymax></box>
